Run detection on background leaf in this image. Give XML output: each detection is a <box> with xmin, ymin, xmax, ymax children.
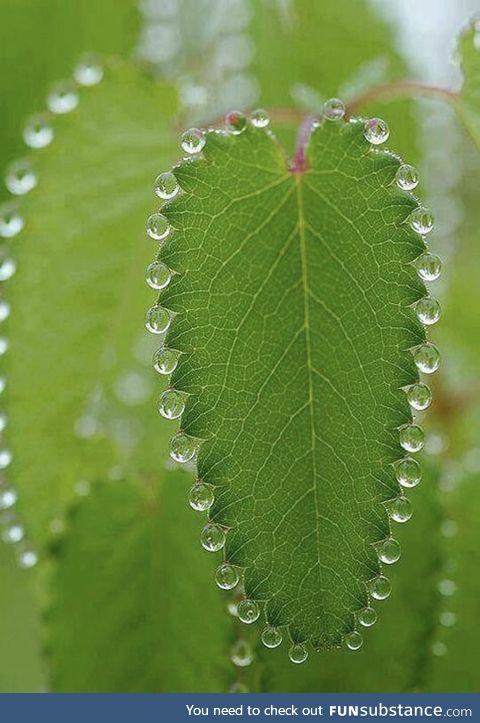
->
<box><xmin>159</xmin><ymin>118</ymin><xmax>428</xmax><ymax>649</ymax></box>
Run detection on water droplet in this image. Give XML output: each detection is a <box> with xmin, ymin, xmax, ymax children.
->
<box><xmin>181</xmin><ymin>128</ymin><xmax>206</xmax><ymax>154</ymax></box>
<box><xmin>364</xmin><ymin>117</ymin><xmax>389</xmax><ymax>145</ymax></box>
<box><xmin>228</xmin><ymin>599</ymin><xmax>239</xmax><ymax>617</ymax></box>
<box><xmin>414</xmin><ymin>252</ymin><xmax>442</xmax><ymax>282</ymax></box>
<box><xmin>441</xmin><ymin>519</ymin><xmax>458</xmax><ymax>538</ymax></box>
<box><xmin>154</xmin><ymin>171</ymin><xmax>179</xmax><ymax>200</ymax></box>
<box><xmin>369</xmin><ymin>575</ymin><xmax>391</xmax><ymax>600</ymax></box>
<box><xmin>237</xmin><ymin>599</ymin><xmax>260</xmax><ymax>624</ymax></box>
<box><xmin>345</xmin><ymin>631</ymin><xmax>363</xmax><ymax>650</ymax></box>
<box><xmin>289</xmin><ymin>642</ymin><xmax>308</xmax><ymax>664</ymax></box>
<box><xmin>323</xmin><ymin>98</ymin><xmax>345</xmax><ymax>121</ymax></box>
<box><xmin>0</xmin><ymin>376</ymin><xmax>6</xmax><ymax>394</ymax></box>
<box><xmin>395</xmin><ymin>164</ymin><xmax>419</xmax><ymax>191</ymax></box>
<box><xmin>146</xmin><ymin>212</ymin><xmax>171</xmax><ymax>241</ymax></box>
<box><xmin>415</xmin><ymin>297</ymin><xmax>441</xmax><ymax>326</ymax></box>
<box><xmin>2</xmin><ymin>524</ymin><xmax>24</xmax><ymax>544</ymax></box>
<box><xmin>0</xmin><ymin>413</ymin><xmax>8</xmax><ymax>433</ymax></box>
<box><xmin>396</xmin><ymin>457</ymin><xmax>422</xmax><ymax>488</ymax></box>
<box><xmin>47</xmin><ymin>81</ymin><xmax>79</xmax><ymax>114</ymax></box>
<box><xmin>0</xmin><ymin>449</ymin><xmax>13</xmax><ymax>469</ymax></box>
<box><xmin>406</xmin><ymin>383</ymin><xmax>432</xmax><ymax>411</ymax></box>
<box><xmin>0</xmin><ymin>257</ymin><xmax>16</xmax><ymax>281</ymax></box>
<box><xmin>5</xmin><ymin>159</ymin><xmax>37</xmax><ymax>195</ymax></box>
<box><xmin>250</xmin><ymin>108</ymin><xmax>270</xmax><ymax>128</ymax></box>
<box><xmin>399</xmin><ymin>424</ymin><xmax>425</xmax><ymax>453</ymax></box>
<box><xmin>0</xmin><ymin>488</ymin><xmax>17</xmax><ymax>510</ymax></box>
<box><xmin>145</xmin><ymin>260</ymin><xmax>171</xmax><ymax>290</ymax></box>
<box><xmin>23</xmin><ymin>114</ymin><xmax>54</xmax><ymax>149</ymax></box>
<box><xmin>388</xmin><ymin>495</ymin><xmax>412</xmax><ymax>523</ymax></box>
<box><xmin>438</xmin><ymin>578</ymin><xmax>456</xmax><ymax>596</ymax></box>
<box><xmin>17</xmin><ymin>547</ymin><xmax>39</xmax><ymax>569</ymax></box>
<box><xmin>158</xmin><ymin>388</ymin><xmax>185</xmax><ymax>420</ymax></box>
<box><xmin>0</xmin><ymin>338</ymin><xmax>9</xmax><ymax>355</ymax></box>
<box><xmin>215</xmin><ymin>563</ymin><xmax>239</xmax><ymax>590</ymax></box>
<box><xmin>378</xmin><ymin>537</ymin><xmax>401</xmax><ymax>564</ymax></box>
<box><xmin>189</xmin><ymin>481</ymin><xmax>214</xmax><ymax>511</ymax></box>
<box><xmin>225</xmin><ymin>110</ymin><xmax>247</xmax><ymax>134</ymax></box>
<box><xmin>0</xmin><ymin>301</ymin><xmax>11</xmax><ymax>323</ymax></box>
<box><xmin>170</xmin><ymin>432</ymin><xmax>198</xmax><ymax>463</ymax></box>
<box><xmin>230</xmin><ymin>639</ymin><xmax>253</xmax><ymax>667</ymax></box>
<box><xmin>153</xmin><ymin>347</ymin><xmax>178</xmax><ymax>375</ymax></box>
<box><xmin>413</xmin><ymin>343</ymin><xmax>440</xmax><ymax>374</ymax></box>
<box><xmin>409</xmin><ymin>206</ymin><xmax>434</xmax><ymax>235</ymax></box>
<box><xmin>0</xmin><ymin>204</ymin><xmax>24</xmax><ymax>238</ymax></box>
<box><xmin>145</xmin><ymin>305</ymin><xmax>171</xmax><ymax>334</ymax></box>
<box><xmin>432</xmin><ymin>641</ymin><xmax>447</xmax><ymax>657</ymax></box>
<box><xmin>74</xmin><ymin>54</ymin><xmax>104</xmax><ymax>86</ymax></box>
<box><xmin>261</xmin><ymin>626</ymin><xmax>283</xmax><ymax>648</ymax></box>
<box><xmin>358</xmin><ymin>606</ymin><xmax>377</xmax><ymax>627</ymax></box>
<box><xmin>229</xmin><ymin>681</ymin><xmax>249</xmax><ymax>693</ymax></box>
<box><xmin>440</xmin><ymin>611</ymin><xmax>456</xmax><ymax>627</ymax></box>
<box><xmin>200</xmin><ymin>522</ymin><xmax>226</xmax><ymax>552</ymax></box>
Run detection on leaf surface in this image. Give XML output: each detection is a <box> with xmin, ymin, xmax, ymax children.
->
<box><xmin>159</xmin><ymin>118</ymin><xmax>428</xmax><ymax>648</ymax></box>
<box><xmin>5</xmin><ymin>60</ymin><xmax>178</xmax><ymax>547</ymax></box>
<box><xmin>47</xmin><ymin>472</ymin><xmax>233</xmax><ymax>692</ymax></box>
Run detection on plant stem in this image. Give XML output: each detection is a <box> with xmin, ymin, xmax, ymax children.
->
<box><xmin>345</xmin><ymin>82</ymin><xmax>460</xmax><ymax>117</ymax></box>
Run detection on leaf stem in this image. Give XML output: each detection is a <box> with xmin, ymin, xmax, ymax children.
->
<box><xmin>345</xmin><ymin>81</ymin><xmax>460</xmax><ymax>117</ymax></box>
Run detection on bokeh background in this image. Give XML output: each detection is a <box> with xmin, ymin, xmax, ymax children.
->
<box><xmin>0</xmin><ymin>0</ymin><xmax>478</xmax><ymax>693</ymax></box>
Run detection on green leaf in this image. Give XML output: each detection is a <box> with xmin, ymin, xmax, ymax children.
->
<box><xmin>0</xmin><ymin>0</ymin><xmax>138</xmax><ymax>180</ymax></box>
<box><xmin>456</xmin><ymin>18</ymin><xmax>480</xmax><ymax>150</ymax></box>
<box><xmin>159</xmin><ymin>119</ymin><xmax>428</xmax><ymax>649</ymax></box>
<box><xmin>427</xmin><ymin>471</ymin><xmax>480</xmax><ymax>693</ymax></box>
<box><xmin>5</xmin><ymin>60</ymin><xmax>178</xmax><ymax>548</ymax></box>
<box><xmin>47</xmin><ymin>472</ymin><xmax>233</xmax><ymax>693</ymax></box>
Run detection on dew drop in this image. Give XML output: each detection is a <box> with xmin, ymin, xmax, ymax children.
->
<box><xmin>154</xmin><ymin>171</ymin><xmax>179</xmax><ymax>200</ymax></box>
<box><xmin>440</xmin><ymin>611</ymin><xmax>456</xmax><ymax>627</ymax></box>
<box><xmin>413</xmin><ymin>343</ymin><xmax>441</xmax><ymax>374</ymax></box>
<box><xmin>345</xmin><ymin>631</ymin><xmax>363</xmax><ymax>650</ymax></box>
<box><xmin>415</xmin><ymin>297</ymin><xmax>441</xmax><ymax>326</ymax></box>
<box><xmin>358</xmin><ymin>606</ymin><xmax>377</xmax><ymax>627</ymax></box>
<box><xmin>215</xmin><ymin>563</ymin><xmax>239</xmax><ymax>590</ymax></box>
<box><xmin>432</xmin><ymin>641</ymin><xmax>447</xmax><ymax>657</ymax></box>
<box><xmin>0</xmin><ymin>376</ymin><xmax>6</xmax><ymax>394</ymax></box>
<box><xmin>0</xmin><ymin>257</ymin><xmax>16</xmax><ymax>281</ymax></box>
<box><xmin>146</xmin><ymin>212</ymin><xmax>171</xmax><ymax>241</ymax></box>
<box><xmin>230</xmin><ymin>639</ymin><xmax>253</xmax><ymax>667</ymax></box>
<box><xmin>5</xmin><ymin>159</ymin><xmax>37</xmax><ymax>195</ymax></box>
<box><xmin>261</xmin><ymin>626</ymin><xmax>283</xmax><ymax>648</ymax></box>
<box><xmin>74</xmin><ymin>54</ymin><xmax>104</xmax><ymax>86</ymax></box>
<box><xmin>145</xmin><ymin>305</ymin><xmax>171</xmax><ymax>334</ymax></box>
<box><xmin>0</xmin><ymin>449</ymin><xmax>13</xmax><ymax>469</ymax></box>
<box><xmin>170</xmin><ymin>432</ymin><xmax>198</xmax><ymax>463</ymax></box>
<box><xmin>323</xmin><ymin>97</ymin><xmax>345</xmax><ymax>121</ymax></box>
<box><xmin>406</xmin><ymin>382</ymin><xmax>432</xmax><ymax>411</ymax></box>
<box><xmin>23</xmin><ymin>114</ymin><xmax>54</xmax><ymax>149</ymax></box>
<box><xmin>158</xmin><ymin>388</ymin><xmax>185</xmax><ymax>420</ymax></box>
<box><xmin>17</xmin><ymin>548</ymin><xmax>39</xmax><ymax>569</ymax></box>
<box><xmin>388</xmin><ymin>495</ymin><xmax>412</xmax><ymax>523</ymax></box>
<box><xmin>438</xmin><ymin>578</ymin><xmax>457</xmax><ymax>596</ymax></box>
<box><xmin>0</xmin><ymin>488</ymin><xmax>17</xmax><ymax>510</ymax></box>
<box><xmin>369</xmin><ymin>575</ymin><xmax>391</xmax><ymax>600</ymax></box>
<box><xmin>289</xmin><ymin>642</ymin><xmax>308</xmax><ymax>664</ymax></box>
<box><xmin>225</xmin><ymin>110</ymin><xmax>248</xmax><ymax>134</ymax></box>
<box><xmin>2</xmin><ymin>524</ymin><xmax>24</xmax><ymax>544</ymax></box>
<box><xmin>237</xmin><ymin>599</ymin><xmax>260</xmax><ymax>624</ymax></box>
<box><xmin>153</xmin><ymin>347</ymin><xmax>179</xmax><ymax>375</ymax></box>
<box><xmin>145</xmin><ymin>260</ymin><xmax>171</xmax><ymax>290</ymax></box>
<box><xmin>47</xmin><ymin>81</ymin><xmax>79</xmax><ymax>114</ymax></box>
<box><xmin>414</xmin><ymin>252</ymin><xmax>442</xmax><ymax>282</ymax></box>
<box><xmin>0</xmin><ymin>204</ymin><xmax>24</xmax><ymax>238</ymax></box>
<box><xmin>0</xmin><ymin>413</ymin><xmax>7</xmax><ymax>433</ymax></box>
<box><xmin>395</xmin><ymin>164</ymin><xmax>419</xmax><ymax>191</ymax></box>
<box><xmin>189</xmin><ymin>481</ymin><xmax>214</xmax><ymax>512</ymax></box>
<box><xmin>364</xmin><ymin>117</ymin><xmax>389</xmax><ymax>145</ymax></box>
<box><xmin>378</xmin><ymin>538</ymin><xmax>401</xmax><ymax>564</ymax></box>
<box><xmin>0</xmin><ymin>301</ymin><xmax>11</xmax><ymax>323</ymax></box>
<box><xmin>229</xmin><ymin>682</ymin><xmax>249</xmax><ymax>693</ymax></box>
<box><xmin>399</xmin><ymin>424</ymin><xmax>425</xmax><ymax>453</ymax></box>
<box><xmin>181</xmin><ymin>127</ymin><xmax>206</xmax><ymax>154</ymax></box>
<box><xmin>228</xmin><ymin>599</ymin><xmax>239</xmax><ymax>617</ymax></box>
<box><xmin>409</xmin><ymin>206</ymin><xmax>434</xmax><ymax>235</ymax></box>
<box><xmin>250</xmin><ymin>108</ymin><xmax>270</xmax><ymax>128</ymax></box>
<box><xmin>0</xmin><ymin>338</ymin><xmax>9</xmax><ymax>355</ymax></box>
<box><xmin>200</xmin><ymin>522</ymin><xmax>226</xmax><ymax>552</ymax></box>
<box><xmin>396</xmin><ymin>457</ymin><xmax>422</xmax><ymax>488</ymax></box>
